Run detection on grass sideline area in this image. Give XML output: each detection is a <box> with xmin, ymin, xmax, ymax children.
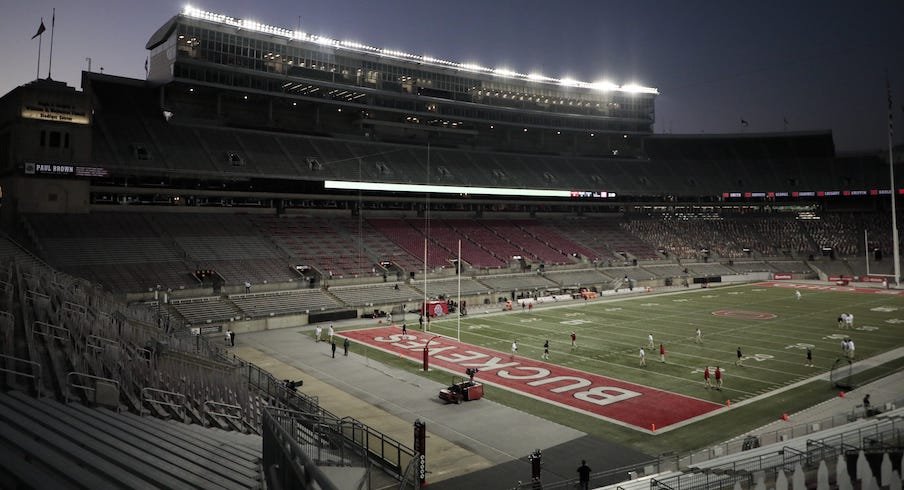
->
<box><xmin>334</xmin><ymin>282</ymin><xmax>904</xmax><ymax>455</ymax></box>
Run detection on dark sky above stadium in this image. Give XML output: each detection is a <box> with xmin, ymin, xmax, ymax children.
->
<box><xmin>1</xmin><ymin>0</ymin><xmax>901</xmax><ymax>152</ymax></box>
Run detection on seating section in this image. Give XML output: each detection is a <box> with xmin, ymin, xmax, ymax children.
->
<box><xmin>0</xmin><ymin>390</ymin><xmax>261</xmax><ymax>489</ymax></box>
<box><xmin>255</xmin><ymin>215</ymin><xmax>380</xmax><ymax>278</ymax></box>
<box><xmin>230</xmin><ymin>289</ymin><xmax>343</xmax><ymax>317</ymax></box>
<box><xmin>552</xmin><ymin>218</ymin><xmax>660</xmax><ymax>260</ymax></box>
<box><xmin>328</xmin><ymin>283</ymin><xmax>421</xmax><ymax>307</ymax></box>
<box><xmin>170</xmin><ymin>297</ymin><xmax>243</xmax><ymax>325</ymax></box>
<box><xmin>544</xmin><ymin>269</ymin><xmax>611</xmax><ymax>287</ymax></box>
<box><xmin>423</xmin><ymin>278</ymin><xmax>493</xmax><ymax>297</ymax></box>
<box><xmin>22</xmin><ymin>210</ymin><xmax>904</xmax><ymax>295</ymax></box>
<box><xmin>368</xmin><ymin>218</ymin><xmax>455</xmax><ymax>270</ymax></box>
<box><xmin>477</xmin><ymin>274</ymin><xmax>558</xmax><ymax>292</ymax></box>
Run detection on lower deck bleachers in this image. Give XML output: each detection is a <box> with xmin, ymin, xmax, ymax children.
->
<box><xmin>170</xmin><ymin>297</ymin><xmax>243</xmax><ymax>325</ymax></box>
<box><xmin>229</xmin><ymin>289</ymin><xmax>343</xmax><ymax>317</ymax></box>
<box><xmin>544</xmin><ymin>269</ymin><xmax>611</xmax><ymax>287</ymax></box>
<box><xmin>0</xmin><ymin>390</ymin><xmax>261</xmax><ymax>489</ymax></box>
<box><xmin>328</xmin><ymin>283</ymin><xmax>421</xmax><ymax>307</ymax></box>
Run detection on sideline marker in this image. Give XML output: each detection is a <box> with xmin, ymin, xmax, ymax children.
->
<box><xmin>651</xmin><ymin>423</ymin><xmax>656</xmax><ymax>432</ymax></box>
<box><xmin>781</xmin><ymin>413</ymin><xmax>789</xmax><ymax>421</ymax></box>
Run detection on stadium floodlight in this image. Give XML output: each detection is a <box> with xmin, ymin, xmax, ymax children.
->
<box><xmin>560</xmin><ymin>78</ymin><xmax>582</xmax><ymax>87</ymax></box>
<box><xmin>590</xmin><ymin>80</ymin><xmax>619</xmax><ymax>92</ymax></box>
<box><xmin>180</xmin><ymin>6</ymin><xmax>659</xmax><ymax>94</ymax></box>
<box><xmin>620</xmin><ymin>83</ymin><xmax>659</xmax><ymax>95</ymax></box>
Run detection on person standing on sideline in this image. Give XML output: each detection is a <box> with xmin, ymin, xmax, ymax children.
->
<box><xmin>577</xmin><ymin>460</ymin><xmax>592</xmax><ymax>490</ymax></box>
<box><xmin>695</xmin><ymin>327</ymin><xmax>703</xmax><ymax>344</ymax></box>
<box><xmin>343</xmin><ymin>337</ymin><xmax>349</xmax><ymax>356</ymax></box>
<box><xmin>225</xmin><ymin>329</ymin><xmax>232</xmax><ymax>347</ymax></box>
<box><xmin>419</xmin><ymin>314</ymin><xmax>424</xmax><ymax>330</ymax></box>
<box><xmin>795</xmin><ymin>289</ymin><xmax>801</xmax><ymax>300</ymax></box>
<box><xmin>328</xmin><ymin>323</ymin><xmax>335</xmax><ymax>343</ymax></box>
<box><xmin>704</xmin><ymin>366</ymin><xmax>711</xmax><ymax>389</ymax></box>
<box><xmin>229</xmin><ymin>330</ymin><xmax>236</xmax><ymax>347</ymax></box>
<box><xmin>510</xmin><ymin>339</ymin><xmax>518</xmax><ymax>360</ymax></box>
<box><xmin>715</xmin><ymin>366</ymin><xmax>723</xmax><ymax>390</ymax></box>
<box><xmin>846</xmin><ymin>339</ymin><xmax>855</xmax><ymax>360</ymax></box>
<box><xmin>244</xmin><ymin>281</ymin><xmax>251</xmax><ymax>293</ymax></box>
<box><xmin>659</xmin><ymin>344</ymin><xmax>666</xmax><ymax>363</ymax></box>
<box><xmin>639</xmin><ymin>347</ymin><xmax>646</xmax><ymax>366</ymax></box>
<box><xmin>647</xmin><ymin>333</ymin><xmax>654</xmax><ymax>349</ymax></box>
<box><xmin>315</xmin><ymin>325</ymin><xmax>322</xmax><ymax>342</ymax></box>
<box><xmin>736</xmin><ymin>347</ymin><xmax>743</xmax><ymax>366</ymax></box>
<box><xmin>331</xmin><ymin>340</ymin><xmax>337</xmax><ymax>358</ymax></box>
<box><xmin>806</xmin><ymin>347</ymin><xmax>813</xmax><ymax>367</ymax></box>
<box><xmin>570</xmin><ymin>331</ymin><xmax>577</xmax><ymax>351</ymax></box>
<box><xmin>542</xmin><ymin>339</ymin><xmax>550</xmax><ymax>360</ymax></box>
<box><xmin>401</xmin><ymin>322</ymin><xmax>408</xmax><ymax>336</ymax></box>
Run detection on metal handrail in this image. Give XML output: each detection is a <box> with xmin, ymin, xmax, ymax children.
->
<box><xmin>32</xmin><ymin>320</ymin><xmax>71</xmax><ymax>343</ymax></box>
<box><xmin>66</xmin><ymin>371</ymin><xmax>120</xmax><ymax>405</ymax></box>
<box><xmin>262</xmin><ymin>407</ymin><xmax>342</xmax><ymax>490</ymax></box>
<box><xmin>140</xmin><ymin>387</ymin><xmax>186</xmax><ymax>419</ymax></box>
<box><xmin>203</xmin><ymin>400</ymin><xmax>243</xmax><ymax>420</ymax></box>
<box><xmin>0</xmin><ymin>353</ymin><xmax>42</xmax><ymax>397</ymax></box>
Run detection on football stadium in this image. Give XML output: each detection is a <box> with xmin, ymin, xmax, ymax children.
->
<box><xmin>0</xmin><ymin>5</ymin><xmax>903</xmax><ymax>490</ymax></box>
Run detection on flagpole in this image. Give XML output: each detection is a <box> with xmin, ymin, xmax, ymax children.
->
<box><xmin>865</xmin><ymin>229</ymin><xmax>870</xmax><ymax>276</ymax></box>
<box><xmin>36</xmin><ymin>20</ymin><xmax>43</xmax><ymax>80</ymax></box>
<box><xmin>888</xmin><ymin>73</ymin><xmax>900</xmax><ymax>286</ymax></box>
<box><xmin>457</xmin><ymin>239</ymin><xmax>461</xmax><ymax>342</ymax></box>
<box><xmin>47</xmin><ymin>9</ymin><xmax>56</xmax><ymax>80</ymax></box>
<box><xmin>423</xmin><ymin>142</ymin><xmax>430</xmax><ymax>330</ymax></box>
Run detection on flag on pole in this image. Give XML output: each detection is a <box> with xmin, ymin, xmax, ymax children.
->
<box><xmin>740</xmin><ymin>118</ymin><xmax>749</xmax><ymax>128</ymax></box>
<box><xmin>31</xmin><ymin>20</ymin><xmax>46</xmax><ymax>39</ymax></box>
<box><xmin>144</xmin><ymin>57</ymin><xmax>149</xmax><ymax>75</ymax></box>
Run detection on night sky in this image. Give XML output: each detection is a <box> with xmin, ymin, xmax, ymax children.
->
<box><xmin>1</xmin><ymin>0</ymin><xmax>901</xmax><ymax>151</ymax></box>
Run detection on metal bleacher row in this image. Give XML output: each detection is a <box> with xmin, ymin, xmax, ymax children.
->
<box><xmin>0</xmin><ymin>245</ymin><xmax>419</xmax><ymax>488</ymax></box>
<box><xmin>0</xmin><ymin>390</ymin><xmax>262</xmax><ymax>490</ymax></box>
<box><xmin>606</xmin><ymin>407</ymin><xmax>904</xmax><ymax>490</ymax></box>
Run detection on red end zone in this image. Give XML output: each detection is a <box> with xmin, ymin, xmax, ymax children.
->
<box><xmin>341</xmin><ymin>327</ymin><xmax>722</xmax><ymax>433</ymax></box>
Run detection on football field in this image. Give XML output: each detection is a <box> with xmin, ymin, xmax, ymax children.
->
<box><xmin>350</xmin><ymin>281</ymin><xmax>904</xmax><ymax>451</ymax></box>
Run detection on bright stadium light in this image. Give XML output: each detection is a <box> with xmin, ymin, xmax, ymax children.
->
<box><xmin>590</xmin><ymin>80</ymin><xmax>619</xmax><ymax>91</ymax></box>
<box><xmin>560</xmin><ymin>78</ymin><xmax>581</xmax><ymax>87</ymax></box>
<box><xmin>620</xmin><ymin>83</ymin><xmax>659</xmax><ymax>94</ymax></box>
<box><xmin>324</xmin><ymin>180</ymin><xmax>575</xmax><ymax>198</ymax></box>
<box><xmin>180</xmin><ymin>6</ymin><xmax>659</xmax><ymax>94</ymax></box>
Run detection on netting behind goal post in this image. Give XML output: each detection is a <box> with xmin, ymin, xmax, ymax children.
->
<box><xmin>830</xmin><ymin>358</ymin><xmax>854</xmax><ymax>391</ymax></box>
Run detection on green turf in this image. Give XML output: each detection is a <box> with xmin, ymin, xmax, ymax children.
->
<box><xmin>346</xmin><ymin>282</ymin><xmax>904</xmax><ymax>455</ymax></box>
